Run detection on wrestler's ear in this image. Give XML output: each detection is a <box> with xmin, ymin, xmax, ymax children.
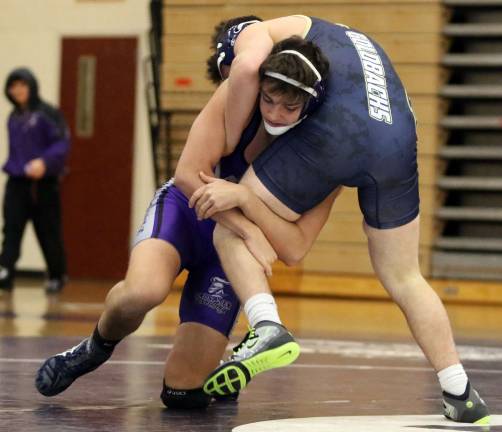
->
<box><xmin>199</xmin><ymin>171</ymin><xmax>218</xmax><ymax>183</ymax></box>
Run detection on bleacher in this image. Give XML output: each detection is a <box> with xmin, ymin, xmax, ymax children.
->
<box><xmin>159</xmin><ymin>1</ymin><xmax>454</xmax><ymax>279</ymax></box>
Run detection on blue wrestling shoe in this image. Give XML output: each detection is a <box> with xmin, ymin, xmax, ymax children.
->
<box><xmin>203</xmin><ymin>321</ymin><xmax>300</xmax><ymax>396</ymax></box>
<box><xmin>35</xmin><ymin>337</ymin><xmax>112</xmax><ymax>396</ymax></box>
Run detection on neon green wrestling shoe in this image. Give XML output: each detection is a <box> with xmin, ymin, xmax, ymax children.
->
<box><xmin>443</xmin><ymin>382</ymin><xmax>490</xmax><ymax>425</ymax></box>
<box><xmin>203</xmin><ymin>320</ymin><xmax>300</xmax><ymax>396</ymax></box>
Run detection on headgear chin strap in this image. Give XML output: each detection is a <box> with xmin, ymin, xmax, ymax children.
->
<box><xmin>263</xmin><ymin>118</ymin><xmax>304</xmax><ymax>136</ymax></box>
<box><xmin>216</xmin><ymin>20</ymin><xmax>260</xmax><ymax>79</ymax></box>
<box><xmin>263</xmin><ymin>49</ymin><xmax>326</xmax><ymax>117</ymax></box>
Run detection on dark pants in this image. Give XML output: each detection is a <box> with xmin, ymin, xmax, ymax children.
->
<box><xmin>0</xmin><ymin>176</ymin><xmax>66</xmax><ymax>279</ymax></box>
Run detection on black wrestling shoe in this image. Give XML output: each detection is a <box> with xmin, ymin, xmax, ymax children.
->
<box><xmin>443</xmin><ymin>382</ymin><xmax>490</xmax><ymax>424</ymax></box>
<box><xmin>35</xmin><ymin>337</ymin><xmax>112</xmax><ymax>396</ymax></box>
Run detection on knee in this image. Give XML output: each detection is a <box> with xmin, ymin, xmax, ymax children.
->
<box><xmin>380</xmin><ymin>271</ymin><xmax>428</xmax><ymax>308</ymax></box>
<box><xmin>108</xmin><ymin>278</ymin><xmax>168</xmax><ymax>317</ymax></box>
<box><xmin>381</xmin><ymin>268</ymin><xmax>425</xmax><ymax>291</ymax></box>
<box><xmin>212</xmin><ymin>224</ymin><xmax>236</xmax><ymax>251</ymax></box>
<box><xmin>164</xmin><ymin>346</ymin><xmax>211</xmax><ymax>387</ymax></box>
<box><xmin>127</xmin><ymin>278</ymin><xmax>167</xmax><ymax>310</ymax></box>
<box><xmin>160</xmin><ymin>381</ymin><xmax>211</xmax><ymax>409</ymax></box>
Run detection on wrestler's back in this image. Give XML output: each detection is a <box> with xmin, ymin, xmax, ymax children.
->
<box><xmin>253</xmin><ymin>18</ymin><xmax>419</xmax><ymax>228</ymax></box>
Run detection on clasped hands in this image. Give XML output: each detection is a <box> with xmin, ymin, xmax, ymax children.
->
<box><xmin>189</xmin><ymin>172</ymin><xmax>249</xmax><ymax>220</ymax></box>
<box><xmin>189</xmin><ymin>172</ymin><xmax>277</xmax><ymax>276</ymax></box>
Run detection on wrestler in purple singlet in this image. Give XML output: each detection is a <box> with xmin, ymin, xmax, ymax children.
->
<box><xmin>134</xmin><ymin>109</ymin><xmax>262</xmax><ymax>336</ymax></box>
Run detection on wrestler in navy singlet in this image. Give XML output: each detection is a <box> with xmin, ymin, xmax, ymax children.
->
<box><xmin>134</xmin><ymin>109</ymin><xmax>262</xmax><ymax>336</ymax></box>
<box><xmin>253</xmin><ymin>18</ymin><xmax>419</xmax><ymax>229</ymax></box>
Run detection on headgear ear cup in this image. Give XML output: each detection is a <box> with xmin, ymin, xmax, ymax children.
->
<box><xmin>303</xmin><ymin>79</ymin><xmax>327</xmax><ymax>116</ymax></box>
<box><xmin>216</xmin><ymin>20</ymin><xmax>261</xmax><ymax>78</ymax></box>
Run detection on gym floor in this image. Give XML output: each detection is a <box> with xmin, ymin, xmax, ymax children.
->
<box><xmin>1</xmin><ymin>276</ymin><xmax>501</xmax><ymax>432</ymax></box>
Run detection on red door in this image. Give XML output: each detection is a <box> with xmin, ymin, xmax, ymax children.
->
<box><xmin>59</xmin><ymin>37</ymin><xmax>137</xmax><ymax>279</ymax></box>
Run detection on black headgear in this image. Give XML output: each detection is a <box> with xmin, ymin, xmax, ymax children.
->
<box><xmin>216</xmin><ymin>20</ymin><xmax>261</xmax><ymax>78</ymax></box>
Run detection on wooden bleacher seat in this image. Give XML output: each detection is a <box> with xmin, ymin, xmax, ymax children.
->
<box><xmin>438</xmin><ymin>176</ymin><xmax>502</xmax><ymax>191</ymax></box>
<box><xmin>440</xmin><ymin>84</ymin><xmax>502</xmax><ymax>98</ymax></box>
<box><xmin>437</xmin><ymin>206</ymin><xmax>502</xmax><ymax>221</ymax></box>
<box><xmin>439</xmin><ymin>145</ymin><xmax>502</xmax><ymax>159</ymax></box>
<box><xmin>440</xmin><ymin>115</ymin><xmax>502</xmax><ymax>129</ymax></box>
<box><xmin>443</xmin><ymin>53</ymin><xmax>502</xmax><ymax>67</ymax></box>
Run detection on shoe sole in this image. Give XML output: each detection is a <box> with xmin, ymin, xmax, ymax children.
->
<box><xmin>446</xmin><ymin>413</ymin><xmax>492</xmax><ymax>425</ymax></box>
<box><xmin>203</xmin><ymin>341</ymin><xmax>300</xmax><ymax>396</ymax></box>
<box><xmin>474</xmin><ymin>415</ymin><xmax>491</xmax><ymax>425</ymax></box>
<box><xmin>35</xmin><ymin>358</ymin><xmax>74</xmax><ymax>397</ymax></box>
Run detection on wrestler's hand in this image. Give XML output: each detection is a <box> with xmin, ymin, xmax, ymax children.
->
<box><xmin>189</xmin><ymin>172</ymin><xmax>250</xmax><ymax>220</ymax></box>
<box><xmin>243</xmin><ymin>224</ymin><xmax>277</xmax><ymax>277</ymax></box>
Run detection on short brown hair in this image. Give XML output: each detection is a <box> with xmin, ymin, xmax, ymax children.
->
<box><xmin>258</xmin><ymin>36</ymin><xmax>330</xmax><ymax>105</ymax></box>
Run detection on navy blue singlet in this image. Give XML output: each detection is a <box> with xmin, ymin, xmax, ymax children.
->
<box><xmin>252</xmin><ymin>18</ymin><xmax>419</xmax><ymax>229</ymax></box>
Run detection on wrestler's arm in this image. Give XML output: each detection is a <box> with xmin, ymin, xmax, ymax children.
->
<box><xmin>190</xmin><ymin>174</ymin><xmax>340</xmax><ymax>266</ymax></box>
<box><xmin>174</xmin><ymin>82</ymin><xmax>277</xmax><ymax>273</ymax></box>
<box><xmin>239</xmin><ymin>186</ymin><xmax>340</xmax><ymax>266</ymax></box>
<box><xmin>225</xmin><ymin>22</ymin><xmax>273</xmax><ymax>149</ymax></box>
<box><xmin>174</xmin><ymin>82</ymin><xmax>256</xmax><ymax>238</ymax></box>
<box><xmin>175</xmin><ymin>82</ymin><xmax>228</xmax><ymax>196</ymax></box>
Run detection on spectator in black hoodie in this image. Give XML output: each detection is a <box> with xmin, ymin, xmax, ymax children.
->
<box><xmin>0</xmin><ymin>67</ymin><xmax>70</xmax><ymax>293</ymax></box>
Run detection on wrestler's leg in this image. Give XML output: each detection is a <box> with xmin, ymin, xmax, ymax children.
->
<box><xmin>365</xmin><ymin>216</ymin><xmax>490</xmax><ymax>424</ymax></box>
<box><xmin>161</xmin><ymin>323</ymin><xmax>229</xmax><ymax>409</ymax></box>
<box><xmin>35</xmin><ymin>239</ymin><xmax>181</xmax><ymax>397</ymax></box>
<box><xmin>204</xmin><ymin>225</ymin><xmax>299</xmax><ymax>397</ymax></box>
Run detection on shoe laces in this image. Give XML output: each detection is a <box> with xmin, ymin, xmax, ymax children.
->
<box><xmin>60</xmin><ymin>339</ymin><xmax>88</xmax><ymax>360</ymax></box>
<box><xmin>231</xmin><ymin>326</ymin><xmax>257</xmax><ymax>359</ymax></box>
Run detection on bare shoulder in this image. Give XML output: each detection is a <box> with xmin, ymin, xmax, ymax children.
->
<box><xmin>265</xmin><ymin>15</ymin><xmax>311</xmax><ymax>41</ymax></box>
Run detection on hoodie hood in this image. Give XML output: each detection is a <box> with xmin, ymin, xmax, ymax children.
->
<box><xmin>4</xmin><ymin>67</ymin><xmax>41</xmax><ymax>110</ymax></box>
